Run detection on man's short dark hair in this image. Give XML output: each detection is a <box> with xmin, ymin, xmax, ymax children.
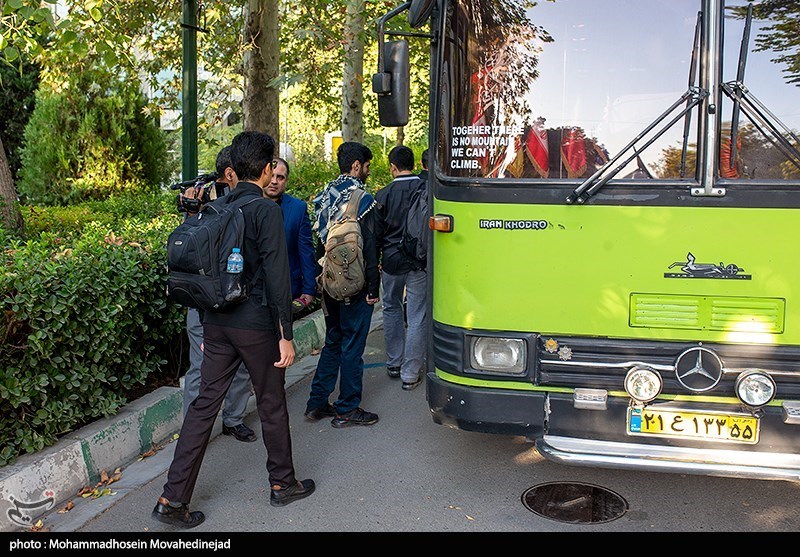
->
<box><xmin>388</xmin><ymin>145</ymin><xmax>415</xmax><ymax>172</ymax></box>
<box><xmin>337</xmin><ymin>141</ymin><xmax>373</xmax><ymax>174</ymax></box>
<box><xmin>274</xmin><ymin>156</ymin><xmax>290</xmax><ymax>178</ymax></box>
<box><xmin>421</xmin><ymin>148</ymin><xmax>429</xmax><ymax>170</ymax></box>
<box><xmin>231</xmin><ymin>131</ymin><xmax>275</xmax><ymax>182</ymax></box>
<box><xmin>215</xmin><ymin>146</ymin><xmax>233</xmax><ymax>176</ymax></box>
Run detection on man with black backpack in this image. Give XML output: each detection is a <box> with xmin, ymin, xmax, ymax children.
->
<box><xmin>181</xmin><ymin>146</ymin><xmax>257</xmax><ymax>444</ymax></box>
<box><xmin>154</xmin><ymin>131</ymin><xmax>314</xmax><ymax>528</ymax></box>
<box><xmin>375</xmin><ymin>145</ymin><xmax>429</xmax><ymax>391</ymax></box>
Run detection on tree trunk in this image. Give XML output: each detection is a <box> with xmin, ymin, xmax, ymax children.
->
<box><xmin>243</xmin><ymin>0</ymin><xmax>280</xmax><ymax>141</ymax></box>
<box><xmin>0</xmin><ymin>135</ymin><xmax>23</xmax><ymax>233</ymax></box>
<box><xmin>341</xmin><ymin>0</ymin><xmax>365</xmax><ymax>143</ymax></box>
<box><xmin>396</xmin><ymin>127</ymin><xmax>405</xmax><ymax>146</ymax></box>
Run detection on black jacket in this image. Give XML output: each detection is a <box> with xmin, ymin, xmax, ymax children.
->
<box><xmin>202</xmin><ymin>182</ymin><xmax>294</xmax><ymax>340</ymax></box>
<box><xmin>375</xmin><ymin>174</ymin><xmax>425</xmax><ymax>275</ymax></box>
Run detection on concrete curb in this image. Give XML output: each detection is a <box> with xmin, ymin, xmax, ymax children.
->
<box><xmin>0</xmin><ymin>307</ymin><xmax>337</xmax><ymax>532</ymax></box>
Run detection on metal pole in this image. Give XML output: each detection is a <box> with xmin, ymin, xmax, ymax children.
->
<box><xmin>181</xmin><ymin>0</ymin><xmax>198</xmax><ymax>182</ymax></box>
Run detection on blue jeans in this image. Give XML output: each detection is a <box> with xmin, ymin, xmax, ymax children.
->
<box><xmin>306</xmin><ymin>292</ymin><xmax>375</xmax><ymax>415</ymax></box>
<box><xmin>382</xmin><ymin>269</ymin><xmax>429</xmax><ymax>383</ymax></box>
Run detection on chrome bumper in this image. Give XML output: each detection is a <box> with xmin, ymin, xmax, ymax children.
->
<box><xmin>535</xmin><ymin>435</ymin><xmax>800</xmax><ymax>482</ymax></box>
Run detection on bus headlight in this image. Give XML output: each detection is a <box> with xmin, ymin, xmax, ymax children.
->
<box><xmin>469</xmin><ymin>337</ymin><xmax>526</xmax><ymax>374</ymax></box>
<box><xmin>624</xmin><ymin>367</ymin><xmax>662</xmax><ymax>403</ymax></box>
<box><xmin>735</xmin><ymin>370</ymin><xmax>776</xmax><ymax>407</ymax></box>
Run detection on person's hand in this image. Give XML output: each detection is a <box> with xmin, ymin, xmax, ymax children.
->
<box><xmin>183</xmin><ymin>185</ymin><xmax>201</xmax><ymax>200</ymax></box>
<box><xmin>366</xmin><ymin>294</ymin><xmax>380</xmax><ymax>305</ymax></box>
<box><xmin>299</xmin><ymin>294</ymin><xmax>314</xmax><ymax>306</ymax></box>
<box><xmin>275</xmin><ymin>338</ymin><xmax>295</xmax><ymax>368</ymax></box>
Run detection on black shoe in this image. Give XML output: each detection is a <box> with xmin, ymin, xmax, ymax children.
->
<box><xmin>387</xmin><ymin>366</ymin><xmax>401</xmax><ymax>379</ymax></box>
<box><xmin>152</xmin><ymin>498</ymin><xmax>205</xmax><ymax>529</ymax></box>
<box><xmin>331</xmin><ymin>407</ymin><xmax>379</xmax><ymax>428</ymax></box>
<box><xmin>402</xmin><ymin>377</ymin><xmax>423</xmax><ymax>391</ymax></box>
<box><xmin>304</xmin><ymin>403</ymin><xmax>337</xmax><ymax>421</ymax></box>
<box><xmin>270</xmin><ymin>479</ymin><xmax>316</xmax><ymax>507</ymax></box>
<box><xmin>222</xmin><ymin>423</ymin><xmax>257</xmax><ymax>442</ymax></box>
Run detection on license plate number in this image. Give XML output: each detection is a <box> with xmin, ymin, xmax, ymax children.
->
<box><xmin>627</xmin><ymin>407</ymin><xmax>759</xmax><ymax>444</ymax></box>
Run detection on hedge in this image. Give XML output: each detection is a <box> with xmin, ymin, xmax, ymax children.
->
<box><xmin>0</xmin><ymin>195</ymin><xmax>184</xmax><ymax>466</ymax></box>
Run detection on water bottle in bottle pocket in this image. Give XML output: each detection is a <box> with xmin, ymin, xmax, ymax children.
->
<box><xmin>223</xmin><ymin>248</ymin><xmax>244</xmax><ymax>302</ymax></box>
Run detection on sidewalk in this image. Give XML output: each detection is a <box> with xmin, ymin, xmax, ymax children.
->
<box><xmin>0</xmin><ymin>305</ymin><xmax>383</xmax><ymax>532</ymax></box>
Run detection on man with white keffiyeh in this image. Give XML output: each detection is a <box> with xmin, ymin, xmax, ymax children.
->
<box><xmin>305</xmin><ymin>141</ymin><xmax>383</xmax><ymax>429</ymax></box>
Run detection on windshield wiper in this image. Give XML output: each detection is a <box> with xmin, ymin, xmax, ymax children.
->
<box><xmin>680</xmin><ymin>11</ymin><xmax>703</xmax><ymax>178</ymax></box>
<box><xmin>566</xmin><ymin>88</ymin><xmax>706</xmax><ymax>205</ymax></box>
<box><xmin>567</xmin><ymin>13</ymin><xmax>706</xmax><ymax>205</ymax></box>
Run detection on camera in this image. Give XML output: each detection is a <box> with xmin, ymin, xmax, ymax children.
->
<box><xmin>171</xmin><ymin>172</ymin><xmax>219</xmax><ymax>213</ymax></box>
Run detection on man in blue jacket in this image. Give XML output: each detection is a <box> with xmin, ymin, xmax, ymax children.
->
<box><xmin>264</xmin><ymin>157</ymin><xmax>317</xmax><ymax>314</ymax></box>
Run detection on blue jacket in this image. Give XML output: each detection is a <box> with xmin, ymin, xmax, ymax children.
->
<box><xmin>277</xmin><ymin>192</ymin><xmax>317</xmax><ymax>299</ymax></box>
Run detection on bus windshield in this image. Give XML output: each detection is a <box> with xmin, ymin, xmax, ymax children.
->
<box><xmin>439</xmin><ymin>0</ymin><xmax>800</xmax><ymax>183</ymax></box>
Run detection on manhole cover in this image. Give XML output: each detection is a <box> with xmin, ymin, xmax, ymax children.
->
<box><xmin>521</xmin><ymin>482</ymin><xmax>628</xmax><ymax>524</ymax></box>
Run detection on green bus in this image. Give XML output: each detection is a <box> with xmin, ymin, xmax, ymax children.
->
<box><xmin>373</xmin><ymin>0</ymin><xmax>800</xmax><ymax>480</ymax></box>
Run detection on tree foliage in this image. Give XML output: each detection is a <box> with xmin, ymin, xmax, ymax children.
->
<box><xmin>0</xmin><ymin>53</ymin><xmax>39</xmax><ymax>181</ymax></box>
<box><xmin>17</xmin><ymin>75</ymin><xmax>170</xmax><ymax>205</ymax></box>
<box><xmin>749</xmin><ymin>0</ymin><xmax>800</xmax><ymax>86</ymax></box>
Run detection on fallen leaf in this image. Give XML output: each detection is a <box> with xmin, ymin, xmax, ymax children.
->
<box><xmin>465</xmin><ymin>514</ymin><xmax>474</xmax><ymax>521</ymax></box>
<box><xmin>139</xmin><ymin>446</ymin><xmax>158</xmax><ymax>459</ymax></box>
<box><xmin>57</xmin><ymin>501</ymin><xmax>75</xmax><ymax>514</ymax></box>
<box><xmin>30</xmin><ymin>519</ymin><xmax>44</xmax><ymax>531</ymax></box>
<box><xmin>100</xmin><ymin>470</ymin><xmax>109</xmax><ymax>484</ymax></box>
<box><xmin>77</xmin><ymin>486</ymin><xmax>93</xmax><ymax>496</ymax></box>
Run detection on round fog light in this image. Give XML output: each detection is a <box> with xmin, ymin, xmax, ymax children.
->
<box><xmin>624</xmin><ymin>367</ymin><xmax>662</xmax><ymax>403</ymax></box>
<box><xmin>735</xmin><ymin>370</ymin><xmax>776</xmax><ymax>407</ymax></box>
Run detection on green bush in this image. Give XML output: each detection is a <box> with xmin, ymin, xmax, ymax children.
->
<box><xmin>16</xmin><ymin>77</ymin><xmax>172</xmax><ymax>206</ymax></box>
<box><xmin>0</xmin><ymin>210</ymin><xmax>184</xmax><ymax>466</ymax></box>
<box><xmin>20</xmin><ymin>192</ymin><xmax>176</xmax><ymax>238</ymax></box>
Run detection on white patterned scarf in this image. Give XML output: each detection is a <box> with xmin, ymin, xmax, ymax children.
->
<box><xmin>313</xmin><ymin>174</ymin><xmax>377</xmax><ymax>244</ymax></box>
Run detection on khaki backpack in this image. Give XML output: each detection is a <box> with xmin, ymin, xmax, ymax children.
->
<box><xmin>318</xmin><ymin>188</ymin><xmax>366</xmax><ymax>303</ymax></box>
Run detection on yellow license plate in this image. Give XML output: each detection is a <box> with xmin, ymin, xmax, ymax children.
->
<box><xmin>627</xmin><ymin>407</ymin><xmax>759</xmax><ymax>444</ymax></box>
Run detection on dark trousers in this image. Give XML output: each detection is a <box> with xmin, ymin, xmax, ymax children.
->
<box><xmin>162</xmin><ymin>324</ymin><xmax>295</xmax><ymax>504</ymax></box>
<box><xmin>306</xmin><ymin>291</ymin><xmax>374</xmax><ymax>415</ymax></box>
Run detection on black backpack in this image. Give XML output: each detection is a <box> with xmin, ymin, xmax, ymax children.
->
<box><xmin>400</xmin><ymin>179</ymin><xmax>428</xmax><ymax>270</ymax></box>
<box><xmin>166</xmin><ymin>193</ymin><xmax>262</xmax><ymax>312</ymax></box>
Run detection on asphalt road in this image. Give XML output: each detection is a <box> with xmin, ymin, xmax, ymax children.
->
<box><xmin>38</xmin><ymin>324</ymin><xmax>800</xmax><ymax>536</ymax></box>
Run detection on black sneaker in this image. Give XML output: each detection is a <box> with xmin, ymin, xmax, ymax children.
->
<box><xmin>331</xmin><ymin>407</ymin><xmax>379</xmax><ymax>428</ymax></box>
<box><xmin>222</xmin><ymin>423</ymin><xmax>257</xmax><ymax>442</ymax></box>
<box><xmin>270</xmin><ymin>479</ymin><xmax>316</xmax><ymax>507</ymax></box>
<box><xmin>402</xmin><ymin>377</ymin><xmax>423</xmax><ymax>391</ymax></box>
<box><xmin>386</xmin><ymin>366</ymin><xmax>401</xmax><ymax>379</ymax></box>
<box><xmin>304</xmin><ymin>403</ymin><xmax>337</xmax><ymax>421</ymax></box>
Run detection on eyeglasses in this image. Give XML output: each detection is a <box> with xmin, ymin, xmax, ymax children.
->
<box><xmin>270</xmin><ymin>160</ymin><xmax>278</xmax><ymax>169</ymax></box>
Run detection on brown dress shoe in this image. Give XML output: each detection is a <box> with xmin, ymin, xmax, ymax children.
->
<box><xmin>151</xmin><ymin>497</ymin><xmax>205</xmax><ymax>528</ymax></box>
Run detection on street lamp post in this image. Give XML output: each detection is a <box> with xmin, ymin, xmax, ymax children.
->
<box><xmin>181</xmin><ymin>0</ymin><xmax>198</xmax><ymax>182</ymax></box>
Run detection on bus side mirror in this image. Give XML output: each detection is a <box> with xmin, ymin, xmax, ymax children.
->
<box><xmin>372</xmin><ymin>40</ymin><xmax>410</xmax><ymax>127</ymax></box>
<box><xmin>408</xmin><ymin>0</ymin><xmax>434</xmax><ymax>28</ymax></box>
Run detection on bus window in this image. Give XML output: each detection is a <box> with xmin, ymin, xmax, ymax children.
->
<box><xmin>440</xmin><ymin>0</ymin><xmax>701</xmax><ymax>180</ymax></box>
<box><xmin>718</xmin><ymin>1</ymin><xmax>800</xmax><ymax>181</ymax></box>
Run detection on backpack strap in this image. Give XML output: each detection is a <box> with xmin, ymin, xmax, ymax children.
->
<box><xmin>344</xmin><ymin>187</ymin><xmax>365</xmax><ymax>220</ymax></box>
